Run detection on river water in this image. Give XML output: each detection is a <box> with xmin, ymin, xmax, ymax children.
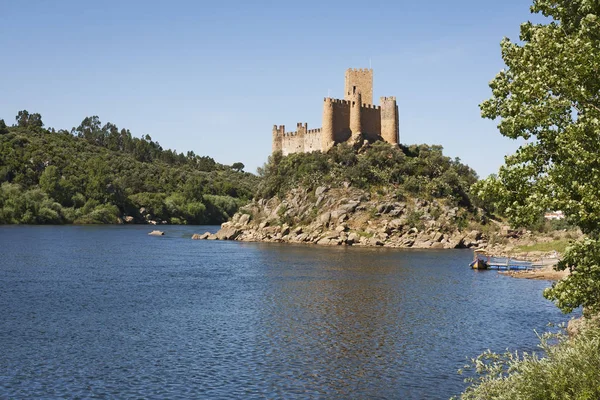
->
<box><xmin>0</xmin><ymin>225</ymin><xmax>571</xmax><ymax>399</ymax></box>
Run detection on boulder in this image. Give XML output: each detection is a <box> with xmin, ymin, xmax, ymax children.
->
<box><xmin>388</xmin><ymin>209</ymin><xmax>403</xmax><ymax>217</ymax></box>
<box><xmin>315</xmin><ymin>186</ymin><xmax>328</xmax><ymax>196</ymax></box>
<box><xmin>340</xmin><ymin>201</ymin><xmax>360</xmax><ymax>214</ymax></box>
<box><xmin>335</xmin><ymin>225</ymin><xmax>347</xmax><ymax>233</ymax></box>
<box><xmin>148</xmin><ymin>230</ymin><xmax>164</xmax><ymax>236</ymax></box>
<box><xmin>347</xmin><ymin>232</ymin><xmax>360</xmax><ymax>244</ymax></box>
<box><xmin>238</xmin><ymin>213</ymin><xmax>251</xmax><ymax>226</ymax></box>
<box><xmin>215</xmin><ymin>227</ymin><xmax>240</xmax><ymax>241</ymax></box>
<box><xmin>331</xmin><ymin>209</ymin><xmax>345</xmax><ymax>220</ymax></box>
<box><xmin>259</xmin><ymin>221</ymin><xmax>270</xmax><ymax>229</ymax></box>
<box><xmin>124</xmin><ymin>216</ymin><xmax>135</xmax><ymax>223</ymax></box>
<box><xmin>367</xmin><ymin>237</ymin><xmax>384</xmax><ymax>246</ymax></box>
<box><xmin>318</xmin><ymin>212</ymin><xmax>331</xmax><ymax>225</ymax></box>
<box><xmin>315</xmin><ymin>195</ymin><xmax>325</xmax><ymax>207</ymax></box>
<box><xmin>192</xmin><ymin>232</ymin><xmax>211</xmax><ymax>240</ymax></box>
<box><xmin>389</xmin><ymin>219</ymin><xmax>404</xmax><ymax>230</ymax></box>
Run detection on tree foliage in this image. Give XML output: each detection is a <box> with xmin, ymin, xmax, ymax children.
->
<box><xmin>473</xmin><ymin>0</ymin><xmax>600</xmax><ymax>314</ymax></box>
<box><xmin>0</xmin><ymin>112</ymin><xmax>258</xmax><ymax>225</ymax></box>
<box><xmin>259</xmin><ymin>142</ymin><xmax>479</xmax><ymax>207</ymax></box>
<box><xmin>16</xmin><ymin>110</ymin><xmax>43</xmax><ymax>129</ymax></box>
<box><xmin>456</xmin><ymin>323</ymin><xmax>600</xmax><ymax>399</ymax></box>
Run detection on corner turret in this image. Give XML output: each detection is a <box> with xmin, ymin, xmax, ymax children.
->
<box><xmin>380</xmin><ymin>97</ymin><xmax>399</xmax><ymax>145</ymax></box>
<box><xmin>272</xmin><ymin>125</ymin><xmax>284</xmax><ymax>153</ymax></box>
<box><xmin>322</xmin><ymin>98</ymin><xmax>335</xmax><ymax>152</ymax></box>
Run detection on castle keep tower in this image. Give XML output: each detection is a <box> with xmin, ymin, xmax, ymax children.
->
<box><xmin>345</xmin><ymin>68</ymin><xmax>373</xmax><ymax>105</ymax></box>
<box><xmin>273</xmin><ymin>68</ymin><xmax>399</xmax><ymax>155</ymax></box>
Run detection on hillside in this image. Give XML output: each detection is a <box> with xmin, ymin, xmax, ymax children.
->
<box><xmin>0</xmin><ymin>113</ymin><xmax>258</xmax><ymax>224</ymax></box>
<box><xmin>196</xmin><ymin>141</ymin><xmax>492</xmax><ymax>249</ymax></box>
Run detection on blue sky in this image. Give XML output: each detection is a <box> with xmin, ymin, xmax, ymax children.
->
<box><xmin>1</xmin><ymin>0</ymin><xmax>540</xmax><ymax>177</ymax></box>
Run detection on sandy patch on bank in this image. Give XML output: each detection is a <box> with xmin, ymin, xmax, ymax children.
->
<box><xmin>502</xmin><ymin>263</ymin><xmax>569</xmax><ymax>281</ymax></box>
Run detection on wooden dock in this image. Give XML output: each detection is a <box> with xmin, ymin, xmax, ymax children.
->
<box><xmin>471</xmin><ymin>252</ymin><xmax>557</xmax><ymax>271</ymax></box>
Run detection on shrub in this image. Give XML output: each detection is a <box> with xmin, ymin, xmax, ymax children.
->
<box><xmin>455</xmin><ymin>321</ymin><xmax>600</xmax><ymax>400</ymax></box>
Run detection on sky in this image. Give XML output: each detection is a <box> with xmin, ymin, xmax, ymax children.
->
<box><xmin>1</xmin><ymin>0</ymin><xmax>543</xmax><ymax>178</ymax></box>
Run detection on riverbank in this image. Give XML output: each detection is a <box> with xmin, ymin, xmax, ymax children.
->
<box><xmin>501</xmin><ymin>263</ymin><xmax>568</xmax><ymax>281</ymax></box>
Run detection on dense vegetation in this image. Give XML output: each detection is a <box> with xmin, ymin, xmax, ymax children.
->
<box><xmin>0</xmin><ymin>112</ymin><xmax>257</xmax><ymax>224</ymax></box>
<box><xmin>463</xmin><ymin>0</ymin><xmax>600</xmax><ymax>397</ymax></box>
<box><xmin>456</xmin><ymin>321</ymin><xmax>600</xmax><ymax>400</ymax></box>
<box><xmin>259</xmin><ymin>142</ymin><xmax>479</xmax><ymax>207</ymax></box>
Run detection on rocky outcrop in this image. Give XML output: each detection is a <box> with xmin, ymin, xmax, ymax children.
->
<box><xmin>193</xmin><ymin>186</ymin><xmax>492</xmax><ymax>249</ymax></box>
<box><xmin>148</xmin><ymin>230</ymin><xmax>164</xmax><ymax>236</ymax></box>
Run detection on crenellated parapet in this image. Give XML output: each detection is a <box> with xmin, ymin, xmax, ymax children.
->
<box><xmin>360</xmin><ymin>103</ymin><xmax>381</xmax><ymax>110</ymax></box>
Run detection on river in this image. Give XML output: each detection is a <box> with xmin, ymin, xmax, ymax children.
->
<box><xmin>0</xmin><ymin>225</ymin><xmax>571</xmax><ymax>399</ymax></box>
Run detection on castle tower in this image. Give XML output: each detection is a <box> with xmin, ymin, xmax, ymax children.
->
<box><xmin>272</xmin><ymin>125</ymin><xmax>284</xmax><ymax>153</ymax></box>
<box><xmin>321</xmin><ymin>98</ymin><xmax>335</xmax><ymax>152</ymax></box>
<box><xmin>349</xmin><ymin>89</ymin><xmax>362</xmax><ymax>135</ymax></box>
<box><xmin>380</xmin><ymin>97</ymin><xmax>399</xmax><ymax>145</ymax></box>
<box><xmin>344</xmin><ymin>68</ymin><xmax>373</xmax><ymax>105</ymax></box>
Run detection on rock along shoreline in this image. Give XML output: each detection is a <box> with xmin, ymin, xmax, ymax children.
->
<box><xmin>192</xmin><ymin>186</ymin><xmax>489</xmax><ymax>250</ymax></box>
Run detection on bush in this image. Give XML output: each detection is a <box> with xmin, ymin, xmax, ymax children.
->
<box><xmin>455</xmin><ymin>321</ymin><xmax>600</xmax><ymax>400</ymax></box>
<box><xmin>257</xmin><ymin>143</ymin><xmax>479</xmax><ymax>206</ymax></box>
<box><xmin>75</xmin><ymin>204</ymin><xmax>120</xmax><ymax>224</ymax></box>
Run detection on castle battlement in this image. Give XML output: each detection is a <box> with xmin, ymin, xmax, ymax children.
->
<box><xmin>347</xmin><ymin>68</ymin><xmax>373</xmax><ymax>73</ymax></box>
<box><xmin>324</xmin><ymin>98</ymin><xmax>351</xmax><ymax>105</ymax></box>
<box><xmin>361</xmin><ymin>103</ymin><xmax>381</xmax><ymax>110</ymax></box>
<box><xmin>273</xmin><ymin>68</ymin><xmax>399</xmax><ymax>155</ymax></box>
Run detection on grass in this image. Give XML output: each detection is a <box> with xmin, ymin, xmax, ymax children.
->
<box><xmin>515</xmin><ymin>239</ymin><xmax>571</xmax><ymax>253</ymax></box>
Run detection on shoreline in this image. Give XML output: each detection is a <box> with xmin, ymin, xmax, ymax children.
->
<box><xmin>501</xmin><ymin>264</ymin><xmax>568</xmax><ymax>281</ymax></box>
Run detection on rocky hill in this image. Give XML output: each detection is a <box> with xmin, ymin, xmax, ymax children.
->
<box><xmin>192</xmin><ymin>141</ymin><xmax>493</xmax><ymax>248</ymax></box>
<box><xmin>195</xmin><ymin>185</ymin><xmax>490</xmax><ymax>249</ymax></box>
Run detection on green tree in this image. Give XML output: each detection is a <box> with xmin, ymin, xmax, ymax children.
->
<box><xmin>15</xmin><ymin>110</ymin><xmax>43</xmax><ymax>129</ymax></box>
<box><xmin>475</xmin><ymin>0</ymin><xmax>600</xmax><ymax>314</ymax></box>
<box><xmin>28</xmin><ymin>113</ymin><xmax>44</xmax><ymax>129</ymax></box>
<box><xmin>231</xmin><ymin>162</ymin><xmax>245</xmax><ymax>172</ymax></box>
<box><xmin>0</xmin><ymin>119</ymin><xmax>8</xmax><ymax>135</ymax></box>
<box><xmin>39</xmin><ymin>166</ymin><xmax>62</xmax><ymax>201</ymax></box>
<box><xmin>16</xmin><ymin>110</ymin><xmax>30</xmax><ymax>127</ymax></box>
<box><xmin>73</xmin><ymin>116</ymin><xmax>102</xmax><ymax>143</ymax></box>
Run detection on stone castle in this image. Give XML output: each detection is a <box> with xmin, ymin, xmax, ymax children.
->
<box><xmin>272</xmin><ymin>68</ymin><xmax>399</xmax><ymax>155</ymax></box>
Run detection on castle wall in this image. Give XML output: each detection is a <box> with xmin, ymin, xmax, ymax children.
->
<box><xmin>360</xmin><ymin>104</ymin><xmax>382</xmax><ymax>141</ymax></box>
<box><xmin>278</xmin><ymin>123</ymin><xmax>323</xmax><ymax>155</ymax></box>
<box><xmin>344</xmin><ymin>68</ymin><xmax>373</xmax><ymax>105</ymax></box>
<box><xmin>305</xmin><ymin>128</ymin><xmax>322</xmax><ymax>152</ymax></box>
<box><xmin>331</xmin><ymin>99</ymin><xmax>352</xmax><ymax>144</ymax></box>
<box><xmin>281</xmin><ymin>132</ymin><xmax>304</xmax><ymax>155</ymax></box>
